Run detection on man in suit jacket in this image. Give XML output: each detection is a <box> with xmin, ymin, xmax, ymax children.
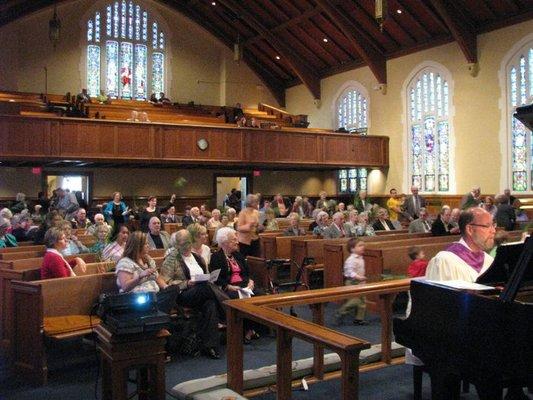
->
<box><xmin>354</xmin><ymin>191</ymin><xmax>373</xmax><ymax>213</ymax></box>
<box><xmin>372</xmin><ymin>208</ymin><xmax>396</xmax><ymax>231</ymax></box>
<box><xmin>495</xmin><ymin>194</ymin><xmax>516</xmax><ymax>231</ymax></box>
<box><xmin>408</xmin><ymin>207</ymin><xmax>432</xmax><ymax>233</ymax></box>
<box><xmin>431</xmin><ymin>206</ymin><xmax>458</xmax><ymax>236</ymax></box>
<box><xmin>404</xmin><ymin>186</ymin><xmax>426</xmax><ymax>220</ymax></box>
<box><xmin>323</xmin><ymin>212</ymin><xmax>352</xmax><ymax>238</ymax></box>
<box><xmin>182</xmin><ymin>206</ymin><xmax>201</xmax><ymax>227</ymax></box>
<box><xmin>503</xmin><ymin>189</ymin><xmax>517</xmax><ymax>206</ymax></box>
<box><xmin>146</xmin><ymin>217</ymin><xmax>171</xmax><ymax>250</ymax></box>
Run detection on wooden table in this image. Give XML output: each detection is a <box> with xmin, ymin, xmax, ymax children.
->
<box><xmin>95</xmin><ymin>325</ymin><xmax>169</xmax><ymax>400</ymax></box>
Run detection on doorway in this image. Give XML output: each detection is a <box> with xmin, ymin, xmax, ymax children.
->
<box><xmin>44</xmin><ymin>173</ymin><xmax>92</xmax><ymax>209</ymax></box>
<box><xmin>214</xmin><ymin>174</ymin><xmax>252</xmax><ymax>210</ymax></box>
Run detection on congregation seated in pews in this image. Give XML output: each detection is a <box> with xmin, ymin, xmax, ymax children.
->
<box><xmin>2</xmin><ymin>182</ymin><xmax>532</xmax><ymax>391</ymax></box>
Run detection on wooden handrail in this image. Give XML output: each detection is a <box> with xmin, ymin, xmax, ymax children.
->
<box><xmin>225</xmin><ymin>279</ymin><xmax>411</xmax><ymax>399</ymax></box>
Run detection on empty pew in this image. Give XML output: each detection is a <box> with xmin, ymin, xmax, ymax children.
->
<box><xmin>11</xmin><ymin>273</ymin><xmax>117</xmax><ymax>385</ymax></box>
<box><xmin>260</xmin><ymin>234</ymin><xmax>314</xmax><ymax>259</ymax></box>
<box><xmin>0</xmin><ymin>257</ymin><xmax>110</xmax><ymax>350</ymax></box>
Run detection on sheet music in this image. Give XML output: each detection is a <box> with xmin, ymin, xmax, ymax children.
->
<box><xmin>191</xmin><ymin>269</ymin><xmax>221</xmax><ymax>283</ymax></box>
<box><xmin>237</xmin><ymin>287</ymin><xmax>254</xmax><ymax>299</ymax></box>
<box><xmin>426</xmin><ymin>280</ymin><xmax>495</xmax><ymax>291</ymax></box>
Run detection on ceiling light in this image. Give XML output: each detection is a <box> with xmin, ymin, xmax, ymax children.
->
<box><xmin>323</xmin><ymin>38</ymin><xmax>328</xmax><ymax>43</ymax></box>
<box><xmin>211</xmin><ymin>1</ymin><xmax>216</xmax><ymax>5</ymax></box>
<box><xmin>275</xmin><ymin>55</ymin><xmax>280</xmax><ymax>60</ymax></box>
<box><xmin>396</xmin><ymin>9</ymin><xmax>402</xmax><ymax>14</ymax></box>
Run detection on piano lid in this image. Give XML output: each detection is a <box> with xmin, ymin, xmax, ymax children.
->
<box><xmin>514</xmin><ymin>103</ymin><xmax>533</xmax><ymax>131</ymax></box>
<box><xmin>476</xmin><ymin>240</ymin><xmax>525</xmax><ymax>284</ymax></box>
<box><xmin>477</xmin><ymin>237</ymin><xmax>533</xmax><ymax>302</ymax></box>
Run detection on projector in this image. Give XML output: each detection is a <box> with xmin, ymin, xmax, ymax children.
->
<box><xmin>97</xmin><ymin>292</ymin><xmax>170</xmax><ymax>335</ymax></box>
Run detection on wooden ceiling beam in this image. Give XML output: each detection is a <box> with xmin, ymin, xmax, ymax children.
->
<box><xmin>315</xmin><ymin>0</ymin><xmax>387</xmax><ymax>84</ymax></box>
<box><xmin>428</xmin><ymin>0</ymin><xmax>478</xmax><ymax>63</ymax></box>
<box><xmin>244</xmin><ymin>7</ymin><xmax>320</xmax><ymax>46</ymax></box>
<box><xmin>219</xmin><ymin>0</ymin><xmax>321</xmax><ymax>100</ymax></box>
<box><xmin>170</xmin><ymin>1</ymin><xmax>286</xmax><ymax>106</ymax></box>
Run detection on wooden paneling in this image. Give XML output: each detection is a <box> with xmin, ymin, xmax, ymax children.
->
<box><xmin>0</xmin><ymin>115</ymin><xmax>389</xmax><ymax>169</ymax></box>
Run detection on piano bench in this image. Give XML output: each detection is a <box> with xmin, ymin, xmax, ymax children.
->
<box><xmin>413</xmin><ymin>365</ymin><xmax>470</xmax><ymax>400</ymax></box>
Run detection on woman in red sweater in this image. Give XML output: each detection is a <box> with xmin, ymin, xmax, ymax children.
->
<box><xmin>41</xmin><ymin>227</ymin><xmax>87</xmax><ymax>279</ymax></box>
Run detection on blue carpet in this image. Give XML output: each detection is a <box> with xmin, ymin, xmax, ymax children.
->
<box><xmin>0</xmin><ymin>303</ymin><xmax>519</xmax><ymax>399</ymax></box>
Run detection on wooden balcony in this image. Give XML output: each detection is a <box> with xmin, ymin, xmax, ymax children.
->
<box><xmin>0</xmin><ymin>115</ymin><xmax>389</xmax><ymax>169</ymax></box>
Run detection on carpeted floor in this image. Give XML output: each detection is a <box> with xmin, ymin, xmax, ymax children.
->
<box><xmin>0</xmin><ymin>303</ymin><xmax>527</xmax><ymax>399</ymax></box>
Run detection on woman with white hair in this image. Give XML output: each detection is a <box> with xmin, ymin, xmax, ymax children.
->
<box><xmin>210</xmin><ymin>227</ymin><xmax>259</xmax><ymax>343</ymax></box>
<box><xmin>0</xmin><ymin>216</ymin><xmax>17</xmax><ymax>248</ymax></box>
<box><xmin>236</xmin><ymin>194</ymin><xmax>261</xmax><ymax>257</ymax></box>
<box><xmin>311</xmin><ymin>211</ymin><xmax>330</xmax><ymax>236</ymax></box>
<box><xmin>356</xmin><ymin>212</ymin><xmax>376</xmax><ymax>236</ymax></box>
<box><xmin>11</xmin><ymin>193</ymin><xmax>28</xmax><ymax>214</ymax></box>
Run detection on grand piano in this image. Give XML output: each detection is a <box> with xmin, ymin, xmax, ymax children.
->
<box><xmin>394</xmin><ymin>237</ymin><xmax>533</xmax><ymax>399</ymax></box>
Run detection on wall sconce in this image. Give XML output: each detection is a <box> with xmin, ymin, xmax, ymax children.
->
<box><xmin>375</xmin><ymin>0</ymin><xmax>387</xmax><ymax>32</ymax></box>
<box><xmin>49</xmin><ymin>4</ymin><xmax>61</xmax><ymax>49</ymax></box>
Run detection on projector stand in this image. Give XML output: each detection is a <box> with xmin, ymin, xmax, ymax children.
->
<box><xmin>95</xmin><ymin>324</ymin><xmax>170</xmax><ymax>400</ymax></box>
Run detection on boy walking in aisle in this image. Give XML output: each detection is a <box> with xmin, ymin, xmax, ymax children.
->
<box><xmin>335</xmin><ymin>238</ymin><xmax>368</xmax><ymax>326</ymax></box>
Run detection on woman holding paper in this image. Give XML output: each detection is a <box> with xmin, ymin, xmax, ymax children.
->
<box><xmin>211</xmin><ymin>227</ymin><xmax>259</xmax><ymax>344</ymax></box>
<box><xmin>160</xmin><ymin>230</ymin><xmax>225</xmax><ymax>359</ymax></box>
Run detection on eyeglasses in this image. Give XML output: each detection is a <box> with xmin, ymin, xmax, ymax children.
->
<box><xmin>468</xmin><ymin>223</ymin><xmax>497</xmax><ymax>229</ymax></box>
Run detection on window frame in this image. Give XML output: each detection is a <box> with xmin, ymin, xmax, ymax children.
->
<box><xmin>403</xmin><ymin>61</ymin><xmax>455</xmax><ymax>195</ymax></box>
<box><xmin>83</xmin><ymin>0</ymin><xmax>168</xmax><ymax>100</ymax></box>
<box><xmin>500</xmin><ymin>34</ymin><xmax>533</xmax><ymax>193</ymax></box>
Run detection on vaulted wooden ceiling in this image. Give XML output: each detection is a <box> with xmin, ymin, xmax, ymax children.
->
<box><xmin>2</xmin><ymin>0</ymin><xmax>533</xmax><ymax>106</ymax></box>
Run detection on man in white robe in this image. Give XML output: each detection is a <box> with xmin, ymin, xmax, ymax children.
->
<box><xmin>406</xmin><ymin>207</ymin><xmax>495</xmax><ymax>364</ymax></box>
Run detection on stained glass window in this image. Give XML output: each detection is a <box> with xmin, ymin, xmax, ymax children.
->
<box><xmin>152</xmin><ymin>52</ymin><xmax>164</xmax><ymax>96</ymax></box>
<box><xmin>86</xmin><ymin>2</ymin><xmax>165</xmax><ymax>100</ymax></box>
<box><xmin>152</xmin><ymin>22</ymin><xmax>158</xmax><ymax>49</ymax></box>
<box><xmin>88</xmin><ymin>20</ymin><xmax>94</xmax><ymax>42</ymax></box>
<box><xmin>87</xmin><ymin>45</ymin><xmax>100</xmax><ymax>97</ymax></box>
<box><xmin>134</xmin><ymin>44</ymin><xmax>147</xmax><ymax>100</ymax></box>
<box><xmin>338</xmin><ymin>169</ymin><xmax>368</xmax><ymax>194</ymax></box>
<box><xmin>120</xmin><ymin>42</ymin><xmax>133</xmax><ymax>98</ymax></box>
<box><xmin>95</xmin><ymin>12</ymin><xmax>101</xmax><ymax>42</ymax></box>
<box><xmin>106</xmin><ymin>41</ymin><xmax>119</xmax><ymax>98</ymax></box>
<box><xmin>335</xmin><ymin>84</ymin><xmax>369</xmax><ymax>194</ymax></box>
<box><xmin>336</xmin><ymin>87</ymin><xmax>368</xmax><ymax>132</ymax></box>
<box><xmin>407</xmin><ymin>67</ymin><xmax>451</xmax><ymax>192</ymax></box>
<box><xmin>508</xmin><ymin>43</ymin><xmax>533</xmax><ymax>191</ymax></box>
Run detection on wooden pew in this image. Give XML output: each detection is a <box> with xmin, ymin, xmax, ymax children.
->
<box><xmin>322</xmin><ymin>236</ymin><xmax>458</xmax><ymax>289</ymax></box>
<box><xmin>0</xmin><ymin>245</ymin><xmax>45</xmax><ymax>254</ymax></box>
<box><xmin>11</xmin><ymin>273</ymin><xmax>117</xmax><ymax>385</ymax></box>
<box><xmin>290</xmin><ymin>232</ymin><xmax>432</xmax><ymax>271</ymax></box>
<box><xmin>0</xmin><ymin>257</ymin><xmax>108</xmax><ymax>350</ymax></box>
<box><xmin>163</xmin><ymin>223</ymin><xmax>182</xmax><ymax>235</ymax></box>
<box><xmin>0</xmin><ymin>251</ymin><xmax>45</xmax><ymax>260</ymax></box>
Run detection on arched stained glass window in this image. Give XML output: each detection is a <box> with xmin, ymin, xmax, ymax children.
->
<box><xmin>507</xmin><ymin>44</ymin><xmax>533</xmax><ymax>191</ymax></box>
<box><xmin>86</xmin><ymin>1</ymin><xmax>165</xmax><ymax>100</ymax></box>
<box><xmin>406</xmin><ymin>67</ymin><xmax>451</xmax><ymax>192</ymax></box>
<box><xmin>335</xmin><ymin>84</ymin><xmax>369</xmax><ymax>194</ymax></box>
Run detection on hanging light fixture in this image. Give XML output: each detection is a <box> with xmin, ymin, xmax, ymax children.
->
<box><xmin>49</xmin><ymin>4</ymin><xmax>61</xmax><ymax>48</ymax></box>
<box><xmin>375</xmin><ymin>0</ymin><xmax>387</xmax><ymax>32</ymax></box>
<box><xmin>233</xmin><ymin>34</ymin><xmax>243</xmax><ymax>63</ymax></box>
